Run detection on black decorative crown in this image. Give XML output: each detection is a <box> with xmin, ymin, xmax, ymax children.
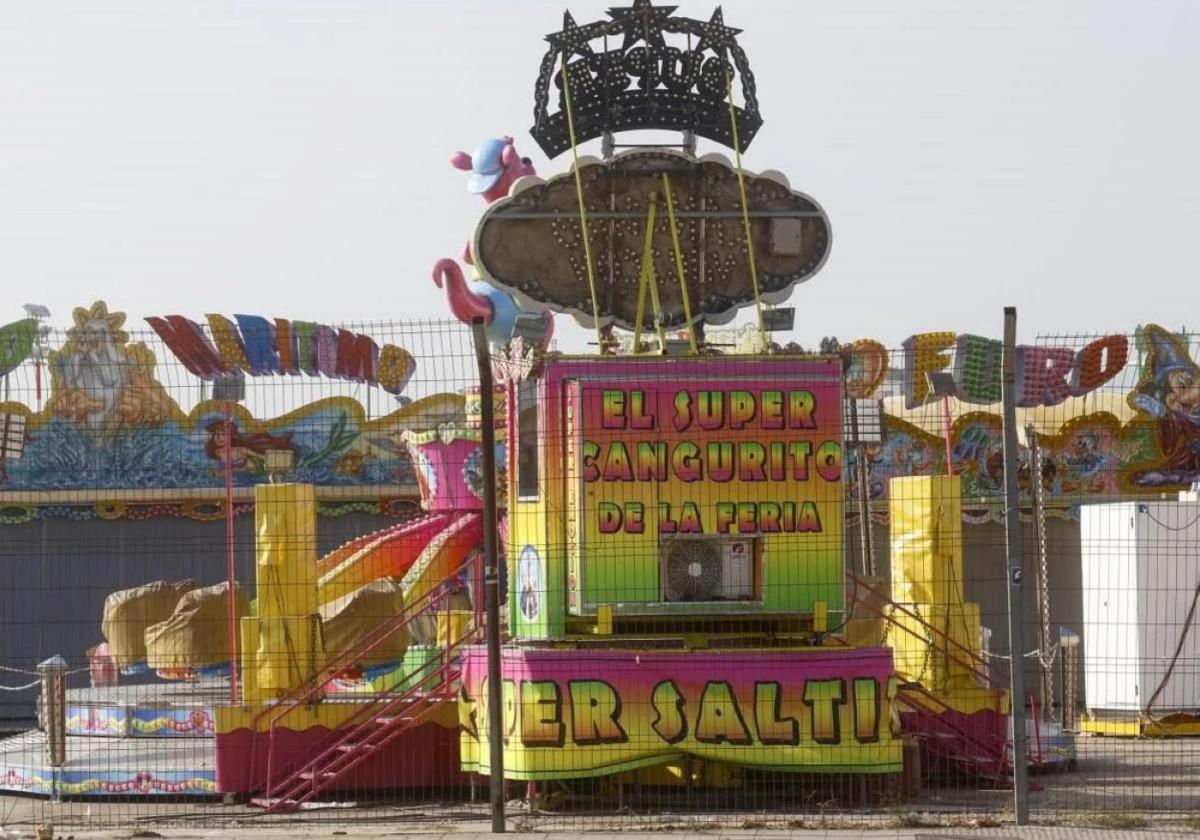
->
<box><xmin>531</xmin><ymin>2</ymin><xmax>762</xmax><ymax>158</ymax></box>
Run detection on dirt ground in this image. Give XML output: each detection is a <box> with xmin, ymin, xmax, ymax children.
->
<box><xmin>2</xmin><ymin>734</ymin><xmax>1199</xmax><ymax>833</ymax></box>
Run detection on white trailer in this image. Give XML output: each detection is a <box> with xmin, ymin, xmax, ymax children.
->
<box><xmin>1080</xmin><ymin>500</ymin><xmax>1200</xmax><ymax>729</ymax></box>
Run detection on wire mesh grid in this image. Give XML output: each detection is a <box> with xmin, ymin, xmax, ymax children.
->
<box><xmin>2</xmin><ymin>316</ymin><xmax>1200</xmax><ymax>831</ymax></box>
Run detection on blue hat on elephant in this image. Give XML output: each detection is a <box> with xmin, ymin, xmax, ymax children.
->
<box><xmin>466</xmin><ymin>138</ymin><xmax>509</xmax><ymax>195</ymax></box>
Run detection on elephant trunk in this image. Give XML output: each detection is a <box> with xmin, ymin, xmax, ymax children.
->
<box><xmin>432</xmin><ymin>258</ymin><xmax>493</xmax><ymax>326</ymax></box>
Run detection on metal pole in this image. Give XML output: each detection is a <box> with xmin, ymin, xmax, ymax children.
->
<box><xmin>941</xmin><ymin>395</ymin><xmax>954</xmax><ymax>477</ymax></box>
<box><xmin>849</xmin><ymin>398</ymin><xmax>871</xmax><ymax>577</ymax></box>
<box><xmin>223</xmin><ymin>401</ymin><xmax>240</xmax><ymax>705</ymax></box>
<box><xmin>1027</xmin><ymin>426</ymin><xmax>1055</xmax><ymax>724</ymax></box>
<box><xmin>471</xmin><ymin>318</ymin><xmax>506</xmax><ymax>834</ymax></box>
<box><xmin>38</xmin><ymin>655</ymin><xmax>67</xmax><ymax>801</ymax></box>
<box><xmin>1001</xmin><ymin>306</ymin><xmax>1030</xmax><ymax>824</ymax></box>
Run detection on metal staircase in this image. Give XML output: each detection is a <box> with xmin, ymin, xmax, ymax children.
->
<box><xmin>846</xmin><ymin>572</ymin><xmax>1010</xmax><ymax>781</ymax></box>
<box><xmin>248</xmin><ymin>555</ymin><xmax>479</xmax><ymax>811</ymax></box>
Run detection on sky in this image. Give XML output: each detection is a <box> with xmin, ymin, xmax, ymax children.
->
<box><xmin>1</xmin><ymin>0</ymin><xmax>1198</xmax><ymax>352</ymax></box>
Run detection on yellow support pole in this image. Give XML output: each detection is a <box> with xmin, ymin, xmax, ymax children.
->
<box><xmin>559</xmin><ymin>60</ymin><xmax>606</xmax><ymax>353</ymax></box>
<box><xmin>660</xmin><ymin>173</ymin><xmax>698</xmax><ymax>354</ymax></box>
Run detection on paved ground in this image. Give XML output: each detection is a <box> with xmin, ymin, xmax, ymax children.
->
<box><xmin>1</xmin><ymin>828</ymin><xmax>1198</xmax><ymax>839</ymax></box>
<box><xmin>1</xmin><ymin>735</ymin><xmax>1198</xmax><ymax>836</ymax></box>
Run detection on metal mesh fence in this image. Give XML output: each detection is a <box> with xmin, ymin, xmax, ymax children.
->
<box><xmin>2</xmin><ymin>313</ymin><xmax>1200</xmax><ymax>832</ymax></box>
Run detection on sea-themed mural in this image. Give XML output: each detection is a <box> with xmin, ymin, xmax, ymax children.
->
<box><xmin>0</xmin><ymin>301</ymin><xmax>465</xmax><ymax>507</ymax></box>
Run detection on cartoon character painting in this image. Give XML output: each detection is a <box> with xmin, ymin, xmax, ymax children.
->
<box><xmin>432</xmin><ymin>136</ymin><xmax>554</xmax><ymax>346</ymax></box>
<box><xmin>1129</xmin><ymin>325</ymin><xmax>1200</xmax><ymax>486</ymax></box>
<box><xmin>203</xmin><ymin>421</ymin><xmax>296</xmax><ymax>473</ymax></box>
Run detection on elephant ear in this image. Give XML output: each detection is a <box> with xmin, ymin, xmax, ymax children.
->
<box><xmin>450</xmin><ymin>151</ymin><xmax>473</xmax><ymax>171</ymax></box>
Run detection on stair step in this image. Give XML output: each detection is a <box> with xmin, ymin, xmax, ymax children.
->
<box><xmin>249</xmin><ymin>797</ymin><xmax>299</xmax><ymax>811</ymax></box>
<box><xmin>336</xmin><ymin>742</ymin><xmax>378</xmax><ymax>753</ymax></box>
<box><xmin>298</xmin><ymin>770</ymin><xmax>336</xmax><ymax>781</ymax></box>
<box><xmin>374</xmin><ymin>715</ymin><xmax>415</xmax><ymax>726</ymax></box>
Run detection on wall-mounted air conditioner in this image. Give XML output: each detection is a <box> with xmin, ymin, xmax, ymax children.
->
<box><xmin>660</xmin><ymin>536</ymin><xmax>756</xmax><ymax>603</ymax></box>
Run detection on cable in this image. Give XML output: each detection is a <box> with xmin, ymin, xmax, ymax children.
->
<box><xmin>724</xmin><ymin>66</ymin><xmax>765</xmax><ymax>345</ymax></box>
<box><xmin>1142</xmin><ymin>509</ymin><xmax>1200</xmax><ymax>532</ymax></box>
<box><xmin>1143</xmin><ymin>570</ymin><xmax>1200</xmax><ymax>715</ymax></box>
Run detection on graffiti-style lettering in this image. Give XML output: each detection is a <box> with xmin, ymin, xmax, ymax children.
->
<box><xmin>815</xmin><ymin>440</ymin><xmax>842</xmax><ymax>482</ymax></box>
<box><xmin>568</xmin><ymin>680</ymin><xmax>627</xmax><ymax>746</ymax></box>
<box><xmin>602</xmin><ymin>389</ymin><xmax>627</xmax><ymax>429</ymax></box>
<box><xmin>803</xmin><ymin>678</ymin><xmax>845</xmax><ymax>745</ymax></box>
<box><xmin>852</xmin><ymin>677</ymin><xmax>880</xmax><ymax>744</ymax></box>
<box><xmin>695</xmin><ymin>681</ymin><xmax>753</xmax><ymax>745</ymax></box>
<box><xmin>754</xmin><ymin>682</ymin><xmax>800</xmax><ymax>746</ymax></box>
<box><xmin>520</xmin><ymin>680</ymin><xmax>565</xmax><ymax>747</ymax></box>
<box><xmin>650</xmin><ymin>680</ymin><xmax>687</xmax><ymax>744</ymax></box>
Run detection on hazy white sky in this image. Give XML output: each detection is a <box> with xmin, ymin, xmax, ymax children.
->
<box><xmin>2</xmin><ymin>0</ymin><xmax>1197</xmax><ymax>351</ymax></box>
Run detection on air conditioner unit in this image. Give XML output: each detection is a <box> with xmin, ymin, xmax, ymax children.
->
<box><xmin>660</xmin><ymin>537</ymin><xmax>756</xmax><ymax>603</ymax></box>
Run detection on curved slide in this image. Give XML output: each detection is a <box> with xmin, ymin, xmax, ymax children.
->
<box><xmin>316</xmin><ymin>512</ymin><xmax>483</xmax><ymax>611</ymax></box>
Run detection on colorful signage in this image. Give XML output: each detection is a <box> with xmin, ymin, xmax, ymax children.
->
<box><xmin>901</xmin><ymin>331</ymin><xmax>1129</xmax><ymax>409</ymax></box>
<box><xmin>146</xmin><ymin>314</ymin><xmax>416</xmax><ymax>394</ymax></box>
<box><xmin>572</xmin><ymin>371</ymin><xmax>844</xmax><ymax>612</ymax></box>
<box><xmin>459</xmin><ymin>647</ymin><xmax>902</xmax><ymax>780</ymax></box>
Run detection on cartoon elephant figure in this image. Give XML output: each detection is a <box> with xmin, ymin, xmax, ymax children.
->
<box><xmin>432</xmin><ymin>136</ymin><xmax>553</xmax><ymax>347</ymax></box>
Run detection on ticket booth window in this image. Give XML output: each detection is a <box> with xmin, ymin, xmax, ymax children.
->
<box><xmin>517</xmin><ymin>378</ymin><xmax>539</xmax><ymax>499</ymax></box>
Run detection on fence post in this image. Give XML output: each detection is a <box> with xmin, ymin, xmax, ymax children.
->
<box><xmin>38</xmin><ymin>655</ymin><xmax>67</xmax><ymax>800</ymax></box>
<box><xmin>470</xmin><ymin>318</ymin><xmax>506</xmax><ymax>834</ymax></box>
<box><xmin>1000</xmin><ymin>306</ymin><xmax>1030</xmax><ymax>824</ymax></box>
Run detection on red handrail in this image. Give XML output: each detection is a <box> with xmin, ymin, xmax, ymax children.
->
<box><xmin>263</xmin><ymin>628</ymin><xmax>477</xmax><ymax>807</ymax></box>
<box><xmin>247</xmin><ymin>552</ymin><xmax>481</xmax><ymax>792</ymax></box>
<box><xmin>898</xmin><ymin>682</ymin><xmax>1008</xmax><ymax>780</ymax></box>
<box><xmin>848</xmin><ymin>572</ymin><xmax>994</xmax><ymax>685</ymax></box>
<box><xmin>250</xmin><ymin>552</ymin><xmax>479</xmax><ymax>733</ymax></box>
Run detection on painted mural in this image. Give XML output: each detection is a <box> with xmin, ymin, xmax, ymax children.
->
<box><xmin>0</xmin><ymin>301</ymin><xmax>467</xmax><ymax>514</ymax></box>
<box><xmin>839</xmin><ymin>324</ymin><xmax>1199</xmax><ymax>517</ymax></box>
<box><xmin>1</xmin><ymin>303</ymin><xmax>1197</xmax><ymax>523</ymax></box>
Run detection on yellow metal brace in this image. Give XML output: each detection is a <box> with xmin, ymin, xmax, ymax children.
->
<box><xmin>632</xmin><ymin>194</ymin><xmax>668</xmax><ymax>354</ymax></box>
<box><xmin>660</xmin><ymin>173</ymin><xmax>698</xmax><ymax>354</ymax></box>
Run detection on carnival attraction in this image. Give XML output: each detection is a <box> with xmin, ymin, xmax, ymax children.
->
<box><xmin>26</xmin><ymin>0</ymin><xmax>1200</xmax><ymax>811</ymax></box>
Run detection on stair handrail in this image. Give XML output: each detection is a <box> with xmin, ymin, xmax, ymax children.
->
<box><xmin>264</xmin><ymin>628</ymin><xmax>477</xmax><ymax>805</ymax></box>
<box><xmin>249</xmin><ymin>551</ymin><xmax>480</xmax><ymax>735</ymax></box>
<box><xmin>897</xmin><ymin>681</ymin><xmax>1009</xmax><ymax>779</ymax></box>
<box><xmin>847</xmin><ymin>572</ymin><xmax>995</xmax><ymax>685</ymax></box>
<box><xmin>248</xmin><ymin>550</ymin><xmax>480</xmax><ymax>795</ymax></box>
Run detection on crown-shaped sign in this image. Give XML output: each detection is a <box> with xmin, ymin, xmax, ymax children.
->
<box><xmin>531</xmin><ymin>2</ymin><xmax>762</xmax><ymax>158</ymax></box>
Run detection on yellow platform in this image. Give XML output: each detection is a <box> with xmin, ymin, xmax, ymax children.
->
<box><xmin>1082</xmin><ymin>712</ymin><xmax>1200</xmax><ymax>738</ymax></box>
